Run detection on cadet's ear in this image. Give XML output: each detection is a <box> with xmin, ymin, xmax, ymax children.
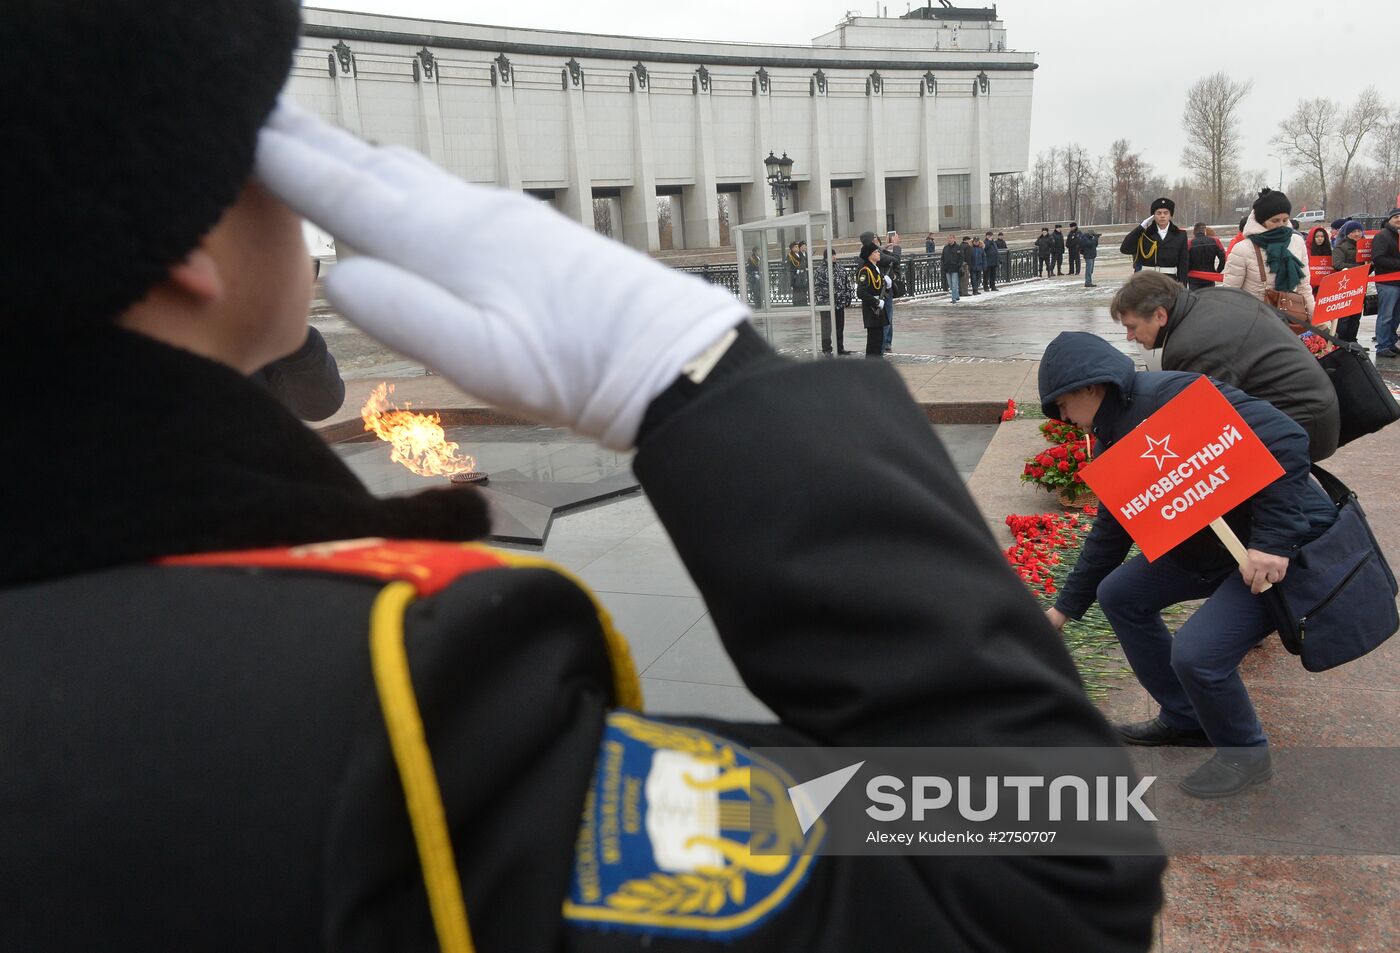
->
<box><xmin>167</xmin><ymin>246</ymin><xmax>225</xmax><ymax>303</ymax></box>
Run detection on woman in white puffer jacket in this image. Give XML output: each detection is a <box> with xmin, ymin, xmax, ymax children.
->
<box><xmin>1221</xmin><ymin>189</ymin><xmax>1317</xmax><ymax>323</ymax></box>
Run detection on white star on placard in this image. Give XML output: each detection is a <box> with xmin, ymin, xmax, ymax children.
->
<box><xmin>1141</xmin><ymin>434</ymin><xmax>1178</xmax><ymax>471</ymax></box>
<box><xmin>1338</xmin><ymin>273</ymin><xmax>1351</xmax><ymax>291</ymax></box>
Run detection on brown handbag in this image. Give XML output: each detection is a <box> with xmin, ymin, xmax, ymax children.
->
<box><xmin>1252</xmin><ymin>240</ymin><xmax>1312</xmax><ymax>330</ymax></box>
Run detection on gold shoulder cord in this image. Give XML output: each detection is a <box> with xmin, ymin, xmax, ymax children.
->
<box><xmin>365</xmin><ymin>553</ymin><xmax>645</xmax><ymax>953</ymax></box>
<box><xmin>1137</xmin><ymin>233</ymin><xmax>1158</xmax><ymax>262</ymax></box>
<box><xmin>370</xmin><ymin>580</ymin><xmax>476</xmax><ymax>953</ymax></box>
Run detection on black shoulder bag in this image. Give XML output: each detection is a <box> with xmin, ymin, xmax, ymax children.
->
<box><xmin>1261</xmin><ymin>465</ymin><xmax>1399</xmax><ymax>672</ymax></box>
<box><xmin>1282</xmin><ymin>312</ymin><xmax>1400</xmax><ymax>447</ymax></box>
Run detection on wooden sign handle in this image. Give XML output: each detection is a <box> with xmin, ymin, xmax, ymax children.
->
<box><xmin>1209</xmin><ymin>517</ymin><xmax>1271</xmax><ymax>592</ymax></box>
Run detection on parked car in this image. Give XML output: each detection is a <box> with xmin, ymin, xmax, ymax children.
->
<box><xmin>1296</xmin><ymin>209</ymin><xmax>1327</xmax><ymax>228</ymax></box>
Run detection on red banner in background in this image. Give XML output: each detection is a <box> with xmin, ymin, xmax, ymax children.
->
<box><xmin>1077</xmin><ymin>378</ymin><xmax>1284</xmax><ymax>561</ymax></box>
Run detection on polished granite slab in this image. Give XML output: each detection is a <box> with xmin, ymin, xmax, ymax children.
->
<box><xmin>335</xmin><ymin>422</ymin><xmax>995</xmax><ymax>722</ymax></box>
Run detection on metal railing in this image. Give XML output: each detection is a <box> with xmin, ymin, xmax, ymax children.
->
<box><xmin>676</xmin><ymin>247</ymin><xmax>1043</xmax><ymax>305</ymax></box>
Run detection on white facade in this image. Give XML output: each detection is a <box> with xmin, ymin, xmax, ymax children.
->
<box><xmin>291</xmin><ymin>7</ymin><xmax>1036</xmax><ymax>251</ymax></box>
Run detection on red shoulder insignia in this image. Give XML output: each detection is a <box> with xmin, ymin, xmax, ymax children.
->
<box><xmin>159</xmin><ymin>538</ymin><xmax>505</xmax><ymax>596</ymax></box>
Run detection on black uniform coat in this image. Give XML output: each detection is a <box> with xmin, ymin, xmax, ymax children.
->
<box><xmin>0</xmin><ymin>325</ymin><xmax>1163</xmax><ymax>952</ymax></box>
<box><xmin>1039</xmin><ymin>333</ymin><xmax>1336</xmax><ymax>620</ymax></box>
<box><xmin>1120</xmin><ymin>221</ymin><xmax>1190</xmax><ymax>280</ymax></box>
<box><xmin>854</xmin><ymin>259</ymin><xmax>888</xmax><ymax>328</ymax></box>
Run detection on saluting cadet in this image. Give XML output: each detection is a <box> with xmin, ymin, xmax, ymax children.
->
<box><xmin>1</xmin><ymin>2</ymin><xmax>1165</xmax><ymax>950</ymax></box>
<box><xmin>855</xmin><ymin>240</ymin><xmax>889</xmax><ymax>358</ymax></box>
<box><xmin>1120</xmin><ymin>197</ymin><xmax>1190</xmax><ymax>282</ymax></box>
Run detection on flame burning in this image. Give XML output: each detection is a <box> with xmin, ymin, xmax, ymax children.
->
<box><xmin>360</xmin><ymin>383</ymin><xmax>477</xmax><ymax>477</ymax></box>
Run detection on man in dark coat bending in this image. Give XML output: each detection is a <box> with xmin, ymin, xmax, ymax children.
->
<box><xmin>1109</xmin><ymin>271</ymin><xmax>1340</xmax><ymax>461</ymax></box>
<box><xmin>0</xmin><ymin>3</ymin><xmax>1165</xmax><ymax>950</ymax></box>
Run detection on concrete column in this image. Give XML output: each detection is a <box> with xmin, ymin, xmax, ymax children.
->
<box><xmin>970</xmin><ymin>72</ymin><xmax>993</xmax><ymax>230</ymax></box>
<box><xmin>683</xmin><ymin>67</ymin><xmax>721</xmax><ymax>249</ymax></box>
<box><xmin>490</xmin><ymin>54</ymin><xmax>523</xmax><ymax>190</ymax></box>
<box><xmin>907</xmin><ymin>71</ymin><xmax>942</xmax><ymax>236</ymax></box>
<box><xmin>852</xmin><ymin>70</ymin><xmax>887</xmax><ymax>237</ymax></box>
<box><xmin>329</xmin><ymin>41</ymin><xmax>363</xmax><ymax>137</ymax></box>
<box><xmin>621</xmin><ymin>64</ymin><xmax>660</xmax><ymax>252</ymax></box>
<box><xmin>413</xmin><ymin>49</ymin><xmax>446</xmax><ymax>164</ymax></box>
<box><xmin>739</xmin><ymin>69</ymin><xmax>777</xmax><ymax>223</ymax></box>
<box><xmin>557</xmin><ymin>59</ymin><xmax>593</xmax><ymax>230</ymax></box>
<box><xmin>807</xmin><ymin>69</ymin><xmax>833</xmax><ymax>230</ymax></box>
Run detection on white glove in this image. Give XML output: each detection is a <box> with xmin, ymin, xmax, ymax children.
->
<box><xmin>255</xmin><ymin>102</ymin><xmax>748</xmax><ymax>450</ymax></box>
<box><xmin>1141</xmin><ymin>217</ymin><xmax>1154</xmax><ymax>230</ymax></box>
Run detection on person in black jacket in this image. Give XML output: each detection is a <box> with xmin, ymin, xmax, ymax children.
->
<box><xmin>250</xmin><ymin>324</ymin><xmax>346</xmax><ymax>420</ymax></box>
<box><xmin>2</xmin><ymin>4</ymin><xmax>1166</xmax><ymax>949</ymax></box>
<box><xmin>1079</xmin><ymin>230</ymin><xmax>1102</xmax><ymax>287</ymax></box>
<box><xmin>1040</xmin><ymin>332</ymin><xmax>1336</xmax><ymax>798</ymax></box>
<box><xmin>1185</xmin><ymin>223</ymin><xmax>1227</xmax><ymax>290</ymax></box>
<box><xmin>1034</xmin><ymin>228</ymin><xmax>1053</xmax><ymax>277</ymax></box>
<box><xmin>1050</xmin><ymin>224</ymin><xmax>1066</xmax><ymax>275</ymax></box>
<box><xmin>1372</xmin><ymin>208</ymin><xmax>1400</xmax><ymax>358</ymax></box>
<box><xmin>1121</xmin><ymin>197</ymin><xmax>1190</xmax><ymax>282</ymax></box>
<box><xmin>983</xmin><ymin>230</ymin><xmax>999</xmax><ymax>290</ymax></box>
<box><xmin>939</xmin><ymin>233</ymin><xmax>964</xmax><ymax>301</ymax></box>
<box><xmin>1066</xmin><ymin>222</ymin><xmax>1082</xmax><ymax>276</ymax></box>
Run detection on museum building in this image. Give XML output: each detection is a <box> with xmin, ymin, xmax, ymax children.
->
<box><xmin>290</xmin><ymin>4</ymin><xmax>1035</xmax><ymax>251</ymax></box>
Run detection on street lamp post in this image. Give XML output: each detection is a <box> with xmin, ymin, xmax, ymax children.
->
<box><xmin>764</xmin><ymin>150</ymin><xmax>794</xmax><ymax>215</ymax></box>
<box><xmin>1266</xmin><ymin>152</ymin><xmax>1283</xmax><ymax>191</ymax></box>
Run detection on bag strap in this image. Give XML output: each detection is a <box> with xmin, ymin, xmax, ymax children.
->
<box><xmin>1251</xmin><ymin>237</ymin><xmax>1269</xmax><ymax>284</ymax></box>
<box><xmin>1308</xmin><ymin>463</ymin><xmax>1356</xmax><ymax>507</ymax></box>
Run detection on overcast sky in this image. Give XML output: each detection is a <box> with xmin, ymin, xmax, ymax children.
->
<box><xmin>318</xmin><ymin>1</ymin><xmax>1396</xmax><ymax>191</ymax></box>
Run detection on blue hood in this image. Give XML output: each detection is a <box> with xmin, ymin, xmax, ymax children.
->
<box><xmin>1038</xmin><ymin>332</ymin><xmax>1136</xmax><ymax>420</ymax></box>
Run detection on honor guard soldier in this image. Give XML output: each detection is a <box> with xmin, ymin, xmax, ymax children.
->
<box><xmin>1121</xmin><ymin>197</ymin><xmax>1190</xmax><ymax>282</ymax></box>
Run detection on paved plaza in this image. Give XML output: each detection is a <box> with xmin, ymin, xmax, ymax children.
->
<box><xmin>323</xmin><ymin>255</ymin><xmax>1399</xmax><ymax>951</ymax></box>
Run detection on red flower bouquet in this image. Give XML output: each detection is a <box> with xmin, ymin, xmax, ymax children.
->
<box><xmin>1021</xmin><ymin>421</ymin><xmax>1097</xmax><ymax>507</ymax></box>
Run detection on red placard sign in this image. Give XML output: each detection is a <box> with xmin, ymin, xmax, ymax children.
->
<box><xmin>1357</xmin><ymin>232</ymin><xmax>1374</xmax><ymax>263</ymax></box>
<box><xmin>1314</xmin><ymin>265</ymin><xmax>1372</xmax><ymax>323</ymax></box>
<box><xmin>1077</xmin><ymin>377</ymin><xmax>1285</xmax><ymax>561</ymax></box>
<box><xmin>1308</xmin><ymin>256</ymin><xmax>1334</xmax><ymax>284</ymax></box>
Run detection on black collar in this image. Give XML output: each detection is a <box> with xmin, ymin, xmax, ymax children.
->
<box><xmin>1</xmin><ymin>326</ymin><xmax>488</xmax><ymax>586</ymax></box>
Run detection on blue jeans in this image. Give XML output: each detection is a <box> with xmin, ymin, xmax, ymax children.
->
<box><xmin>1376</xmin><ymin>283</ymin><xmax>1400</xmax><ymax>354</ymax></box>
<box><xmin>1084</xmin><ymin>258</ymin><xmax>1096</xmax><ymax>285</ymax></box>
<box><xmin>882</xmin><ymin>297</ymin><xmax>894</xmax><ymax>349</ymax></box>
<box><xmin>946</xmin><ymin>271</ymin><xmax>960</xmax><ymax>302</ymax></box>
<box><xmin>1097</xmin><ymin>554</ymin><xmax>1272</xmax><ymax>748</ymax></box>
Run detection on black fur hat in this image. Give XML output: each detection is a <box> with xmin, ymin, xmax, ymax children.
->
<box><xmin>1150</xmin><ymin>197</ymin><xmax>1176</xmax><ymax>215</ymax></box>
<box><xmin>3</xmin><ymin>0</ymin><xmax>301</xmax><ymax>327</ymax></box>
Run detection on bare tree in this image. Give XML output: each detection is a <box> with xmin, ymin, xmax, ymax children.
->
<box><xmin>1180</xmin><ymin>72</ymin><xmax>1252</xmax><ymax>220</ymax></box>
<box><xmin>1109</xmin><ymin>139</ymin><xmax>1149</xmax><ymax>222</ymax></box>
<box><xmin>1061</xmin><ymin>143</ymin><xmax>1095</xmax><ymax>223</ymax></box>
<box><xmin>1334</xmin><ymin>87</ymin><xmax>1390</xmax><ymax>211</ymax></box>
<box><xmin>592</xmin><ymin>197</ymin><xmax>613</xmax><ymax>237</ymax></box>
<box><xmin>1374</xmin><ymin>110</ymin><xmax>1400</xmax><ymax>185</ymax></box>
<box><xmin>1272</xmin><ymin>98</ymin><xmax>1337</xmax><ymax>208</ymax></box>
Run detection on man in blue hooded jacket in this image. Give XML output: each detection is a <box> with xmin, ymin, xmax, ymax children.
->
<box><xmin>1039</xmin><ymin>332</ymin><xmax>1336</xmax><ymax>798</ymax></box>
